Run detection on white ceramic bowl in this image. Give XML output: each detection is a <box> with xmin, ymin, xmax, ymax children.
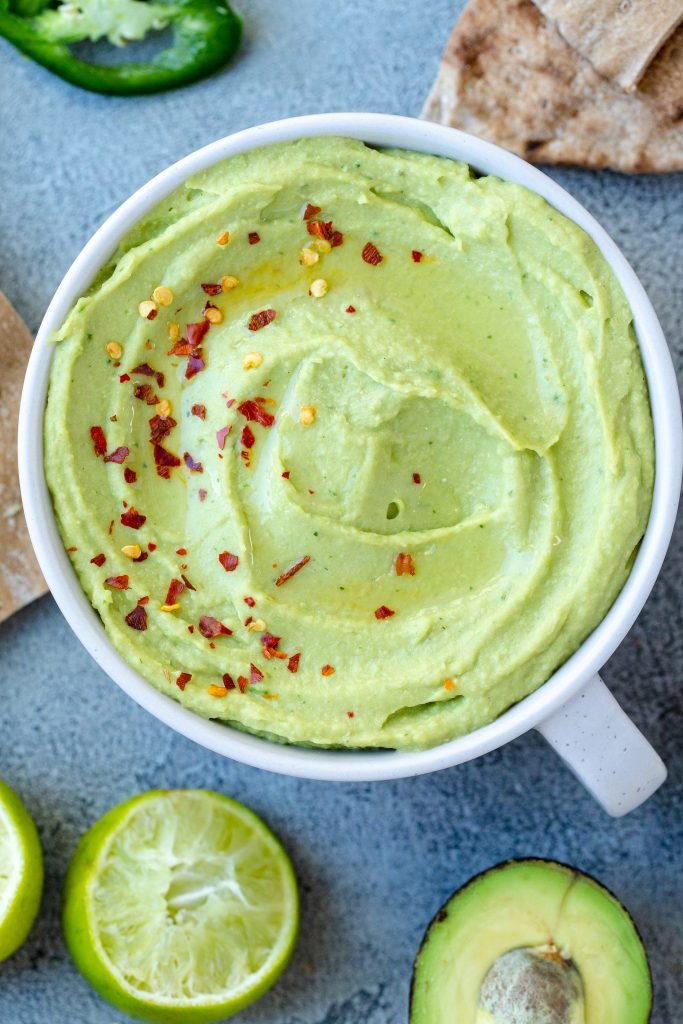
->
<box><xmin>19</xmin><ymin>114</ymin><xmax>682</xmax><ymax>814</ymax></box>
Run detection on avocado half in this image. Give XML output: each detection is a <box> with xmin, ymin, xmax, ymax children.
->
<box><xmin>410</xmin><ymin>859</ymin><xmax>652</xmax><ymax>1024</ymax></box>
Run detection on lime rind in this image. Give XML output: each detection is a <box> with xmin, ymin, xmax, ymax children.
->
<box><xmin>63</xmin><ymin>789</ymin><xmax>299</xmax><ymax>1023</ymax></box>
<box><xmin>0</xmin><ymin>779</ymin><xmax>44</xmax><ymax>963</ymax></box>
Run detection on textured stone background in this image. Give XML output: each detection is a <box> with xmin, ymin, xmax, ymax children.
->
<box><xmin>0</xmin><ymin>1</ymin><xmax>681</xmax><ymax>1021</ymax></box>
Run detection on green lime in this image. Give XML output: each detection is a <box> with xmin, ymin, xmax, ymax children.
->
<box><xmin>62</xmin><ymin>789</ymin><xmax>299</xmax><ymax>1023</ymax></box>
<box><xmin>0</xmin><ymin>778</ymin><xmax>43</xmax><ymax>962</ymax></box>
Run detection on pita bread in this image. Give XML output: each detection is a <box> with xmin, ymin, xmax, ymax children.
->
<box><xmin>422</xmin><ymin>0</ymin><xmax>683</xmax><ymax>172</ymax></box>
<box><xmin>535</xmin><ymin>0</ymin><xmax>683</xmax><ymax>91</ymax></box>
<box><xmin>0</xmin><ymin>292</ymin><xmax>47</xmax><ymax>623</ymax></box>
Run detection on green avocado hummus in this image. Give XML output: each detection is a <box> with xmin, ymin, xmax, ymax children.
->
<box><xmin>45</xmin><ymin>137</ymin><xmax>654</xmax><ymax>749</ymax></box>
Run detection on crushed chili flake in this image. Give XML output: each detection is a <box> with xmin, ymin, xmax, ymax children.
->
<box><xmin>248</xmin><ymin>231</ymin><xmax>260</xmax><ymax>244</ymax></box>
<box><xmin>237</xmin><ymin>400</ymin><xmax>274</xmax><ymax>427</ymax></box>
<box><xmin>411</xmin><ymin>250</ymin><xmax>424</xmax><ymax>263</ymax></box>
<box><xmin>375</xmin><ymin>605</ymin><xmax>395</xmax><ymax>619</ymax></box>
<box><xmin>186</xmin><ymin>348</ymin><xmax>205</xmax><ymax>380</ymax></box>
<box><xmin>137</xmin><ymin>596</ymin><xmax>150</xmax><ymax>606</ymax></box>
<box><xmin>444</xmin><ymin>679</ymin><xmax>458</xmax><ymax>692</ymax></box>
<box><xmin>287</xmin><ymin>653</ymin><xmax>301</xmax><ymax>674</ymax></box>
<box><xmin>412</xmin><ymin>472</ymin><xmax>421</xmax><ymax>484</ymax></box>
<box><xmin>199</xmin><ymin>615</ymin><xmax>233</xmax><ymax>638</ymax></box>
<box><xmin>192</xmin><ymin>404</ymin><xmax>207</xmax><ymax>420</ymax></box>
<box><xmin>345</xmin><ymin>305</ymin><xmax>356</xmax><ymax>313</ymax></box>
<box><xmin>131</xmin><ymin>363</ymin><xmax>164</xmax><ymax>389</ymax></box>
<box><xmin>201</xmin><ymin>282</ymin><xmax>222</xmax><ymax>295</ymax></box>
<box><xmin>90</xmin><ymin>426</ymin><xmax>107</xmax><ymax>457</ymax></box>
<box><xmin>329</xmin><ymin>230</ymin><xmax>344</xmax><ymax>248</ymax></box>
<box><xmin>321</xmin><ymin>664</ymin><xmax>335</xmax><ymax>676</ymax></box>
<box><xmin>218</xmin><ymin>551</ymin><xmax>239</xmax><ymax>572</ymax></box>
<box><xmin>134</xmin><ymin>551</ymin><xmax>148</xmax><ymax>563</ymax></box>
<box><xmin>347</xmin><ymin>711</ymin><xmax>355</xmax><ymax>718</ymax></box>
<box><xmin>207</xmin><ymin>684</ymin><xmax>229</xmax><ymax>698</ymax></box>
<box><xmin>250</xmin><ymin>663</ymin><xmax>264</xmax><ymax>684</ymax></box>
<box><xmin>149</xmin><ymin>415</ymin><xmax>177</xmax><ymax>444</ymax></box>
<box><xmin>183</xmin><ymin>451</ymin><xmax>203</xmax><ymax>473</ymax></box>
<box><xmin>134</xmin><ymin>383</ymin><xmax>159</xmax><ymax>405</ymax></box>
<box><xmin>198</xmin><ymin>489</ymin><xmax>208</xmax><ymax>502</ymax></box>
<box><xmin>362</xmin><ymin>241</ymin><xmax>383</xmax><ymax>265</ymax></box>
<box><xmin>240</xmin><ymin>450</ymin><xmax>251</xmax><ymax>466</ymax></box>
<box><xmin>119</xmin><ymin>372</ymin><xmax>131</xmax><ymax>383</ymax></box>
<box><xmin>90</xmin><ymin>553</ymin><xmax>106</xmax><ymax>567</ymax></box>
<box><xmin>125</xmin><ymin>605</ymin><xmax>147</xmax><ymax>630</ymax></box>
<box><xmin>221</xmin><ymin>673</ymin><xmax>235</xmax><ymax>690</ymax></box>
<box><xmin>281</xmin><ymin>470</ymin><xmax>291</xmax><ymax>479</ymax></box>
<box><xmin>104</xmin><ymin>446</ymin><xmax>129</xmax><ymax>464</ymax></box>
<box><xmin>124</xmin><ymin>467</ymin><xmax>137</xmax><ymax>484</ymax></box>
<box><xmin>237</xmin><ymin>675</ymin><xmax>249</xmax><ymax>692</ymax></box>
<box><xmin>303</xmin><ymin>203</ymin><xmax>322</xmax><ymax>220</ymax></box>
<box><xmin>176</xmin><ymin>547</ymin><xmax>187</xmax><ymax>556</ymax></box>
<box><xmin>243</xmin><ymin>596</ymin><xmax>256</xmax><ymax>607</ymax></box>
<box><xmin>261</xmin><ymin>632</ymin><xmax>281</xmax><ymax>651</ymax></box>
<box><xmin>106</xmin><ymin>574</ymin><xmax>129</xmax><ymax>589</ymax></box>
<box><xmin>154</xmin><ymin>444</ymin><xmax>181</xmax><ymax>478</ymax></box>
<box><xmin>120</xmin><ymin>508</ymin><xmax>146</xmax><ymax>529</ymax></box>
<box><xmin>165</xmin><ymin>578</ymin><xmax>186</xmax><ymax>605</ymax></box>
<box><xmin>148</xmin><ymin>542</ymin><xmax>157</xmax><ymax>552</ymax></box>
<box><xmin>186</xmin><ymin>320</ymin><xmax>210</xmax><ymax>347</ymax></box>
<box><xmin>307</xmin><ymin>219</ymin><xmax>332</xmax><ymax>240</ymax></box>
<box><xmin>275</xmin><ymin>555</ymin><xmax>311</xmax><ymax>587</ymax></box>
<box><xmin>67</xmin><ymin>546</ymin><xmax>78</xmax><ymax>552</ymax></box>
<box><xmin>248</xmin><ymin>309</ymin><xmax>276</xmax><ymax>332</ymax></box>
<box><xmin>108</xmin><ymin>519</ymin><xmax>115</xmax><ymax>535</ymax></box>
<box><xmin>168</xmin><ymin>339</ymin><xmax>194</xmax><ymax>357</ymax></box>
<box><xmin>188</xmin><ymin>624</ymin><xmax>195</xmax><ymax>633</ymax></box>
<box><xmin>241</xmin><ymin>424</ymin><xmax>255</xmax><ymax>450</ymax></box>
<box><xmin>176</xmin><ymin>672</ymin><xmax>192</xmax><ymax>691</ymax></box>
<box><xmin>216</xmin><ymin>425</ymin><xmax>231</xmax><ymax>450</ymax></box>
<box><xmin>394</xmin><ymin>552</ymin><xmax>416</xmax><ymax>577</ymax></box>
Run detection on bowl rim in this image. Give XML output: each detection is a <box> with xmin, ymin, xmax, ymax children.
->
<box><xmin>18</xmin><ymin>112</ymin><xmax>682</xmax><ymax>781</ymax></box>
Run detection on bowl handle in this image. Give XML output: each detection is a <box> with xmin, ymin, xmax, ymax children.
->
<box><xmin>535</xmin><ymin>673</ymin><xmax>666</xmax><ymax>816</ymax></box>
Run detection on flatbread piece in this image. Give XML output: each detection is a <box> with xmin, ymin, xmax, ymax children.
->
<box><xmin>0</xmin><ymin>292</ymin><xmax>47</xmax><ymax>623</ymax></box>
<box><xmin>422</xmin><ymin>0</ymin><xmax>683</xmax><ymax>172</ymax></box>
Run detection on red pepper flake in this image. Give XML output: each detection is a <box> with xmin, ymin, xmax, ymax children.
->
<box><xmin>241</xmin><ymin>424</ymin><xmax>255</xmax><ymax>450</ymax></box>
<box><xmin>199</xmin><ymin>615</ymin><xmax>233</xmax><ymax>638</ymax></box>
<box><xmin>165</xmin><ymin>578</ymin><xmax>185</xmax><ymax>605</ymax></box>
<box><xmin>134</xmin><ymin>383</ymin><xmax>159</xmax><ymax>405</ymax></box>
<box><xmin>329</xmin><ymin>230</ymin><xmax>344</xmax><ymax>248</ymax></box>
<box><xmin>168</xmin><ymin>339</ymin><xmax>194</xmax><ymax>356</ymax></box>
<box><xmin>394</xmin><ymin>552</ymin><xmax>416</xmax><ymax>577</ymax></box>
<box><xmin>412</xmin><ymin>472</ymin><xmax>421</xmax><ymax>484</ymax></box>
<box><xmin>149</xmin><ymin>415</ymin><xmax>177</xmax><ymax>444</ymax></box>
<box><xmin>287</xmin><ymin>653</ymin><xmax>300</xmax><ymax>673</ymax></box>
<box><xmin>108</xmin><ymin>519</ymin><xmax>115</xmax><ymax>535</ymax></box>
<box><xmin>281</xmin><ymin>470</ymin><xmax>290</xmax><ymax>479</ymax></box>
<box><xmin>124</xmin><ymin>467</ymin><xmax>137</xmax><ymax>484</ymax></box>
<box><xmin>237</xmin><ymin>400</ymin><xmax>275</xmax><ymax>427</ymax></box>
<box><xmin>275</xmin><ymin>555</ymin><xmax>311</xmax><ymax>587</ymax></box>
<box><xmin>184</xmin><ymin>321</ymin><xmax>209</xmax><ymax>348</ymax></box>
<box><xmin>347</xmin><ymin>711</ymin><xmax>355</xmax><ymax>718</ymax></box>
<box><xmin>154</xmin><ymin>445</ymin><xmax>181</xmax><ymax>478</ymax></box>
<box><xmin>119</xmin><ymin>372</ymin><xmax>130</xmax><ymax>383</ymax></box>
<box><xmin>183</xmin><ymin>452</ymin><xmax>203</xmax><ymax>473</ymax></box>
<box><xmin>176</xmin><ymin>547</ymin><xmax>187</xmax><ymax>556</ymax></box>
<box><xmin>362</xmin><ymin>241</ymin><xmax>383</xmax><ymax>265</ymax></box>
<box><xmin>250</xmin><ymin>663</ymin><xmax>264</xmax><ymax>684</ymax></box>
<box><xmin>67</xmin><ymin>546</ymin><xmax>78</xmax><ymax>552</ymax></box>
<box><xmin>218</xmin><ymin>551</ymin><xmax>239</xmax><ymax>572</ymax></box>
<box><xmin>90</xmin><ymin>553</ymin><xmax>106</xmax><ymax>567</ymax></box>
<box><xmin>307</xmin><ymin>219</ymin><xmax>332</xmax><ymax>240</ymax></box>
<box><xmin>90</xmin><ymin>426</ymin><xmax>107</xmax><ymax>457</ymax></box>
<box><xmin>125</xmin><ymin>605</ymin><xmax>147</xmax><ymax>631</ymax></box>
<box><xmin>375</xmin><ymin>605</ymin><xmax>395</xmax><ymax>619</ymax></box>
<box><xmin>222</xmin><ymin>673</ymin><xmax>236</xmax><ymax>690</ymax></box>
<box><xmin>244</xmin><ymin>615</ymin><xmax>253</xmax><ymax>627</ymax></box>
<box><xmin>192</xmin><ymin>404</ymin><xmax>206</xmax><ymax>420</ymax></box>
<box><xmin>104</xmin><ymin>446</ymin><xmax>129</xmax><ymax>464</ymax></box>
<box><xmin>188</xmin><ymin>624</ymin><xmax>195</xmax><ymax>634</ymax></box>
<box><xmin>345</xmin><ymin>305</ymin><xmax>356</xmax><ymax>314</ymax></box>
<box><xmin>131</xmin><ymin>363</ymin><xmax>164</xmax><ymax>389</ymax></box>
<box><xmin>201</xmin><ymin>282</ymin><xmax>222</xmax><ymax>295</ymax></box>
<box><xmin>261</xmin><ymin>632</ymin><xmax>281</xmax><ymax>651</ymax></box>
<box><xmin>240</xmin><ymin>450</ymin><xmax>251</xmax><ymax>466</ymax></box>
<box><xmin>411</xmin><ymin>250</ymin><xmax>424</xmax><ymax>263</ymax></box>
<box><xmin>243</xmin><ymin>596</ymin><xmax>255</xmax><ymax>607</ymax></box>
<box><xmin>148</xmin><ymin>542</ymin><xmax>157</xmax><ymax>551</ymax></box>
<box><xmin>137</xmin><ymin>596</ymin><xmax>150</xmax><ymax>606</ymax></box>
<box><xmin>186</xmin><ymin>348</ymin><xmax>205</xmax><ymax>380</ymax></box>
<box><xmin>303</xmin><ymin>203</ymin><xmax>322</xmax><ymax>220</ymax></box>
<box><xmin>134</xmin><ymin>551</ymin><xmax>149</xmax><ymax>563</ymax></box>
<box><xmin>198</xmin><ymin>489</ymin><xmax>208</xmax><ymax>502</ymax></box>
<box><xmin>237</xmin><ymin>675</ymin><xmax>249</xmax><ymax>692</ymax></box>
<box><xmin>321</xmin><ymin>664</ymin><xmax>335</xmax><ymax>676</ymax></box>
<box><xmin>176</xmin><ymin>672</ymin><xmax>192</xmax><ymax>691</ymax></box>
<box><xmin>105</xmin><ymin>574</ymin><xmax>129</xmax><ymax>589</ymax></box>
<box><xmin>215</xmin><ymin>425</ymin><xmax>231</xmax><ymax>450</ymax></box>
<box><xmin>248</xmin><ymin>231</ymin><xmax>260</xmax><ymax>244</ymax></box>
<box><xmin>121</xmin><ymin>508</ymin><xmax>146</xmax><ymax>529</ymax></box>
<box><xmin>248</xmin><ymin>309</ymin><xmax>276</xmax><ymax>332</ymax></box>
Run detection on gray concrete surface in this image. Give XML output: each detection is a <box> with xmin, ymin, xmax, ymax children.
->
<box><xmin>0</xmin><ymin>2</ymin><xmax>681</xmax><ymax>1021</ymax></box>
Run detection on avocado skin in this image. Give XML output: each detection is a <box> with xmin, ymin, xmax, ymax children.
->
<box><xmin>409</xmin><ymin>858</ymin><xmax>653</xmax><ymax>1024</ymax></box>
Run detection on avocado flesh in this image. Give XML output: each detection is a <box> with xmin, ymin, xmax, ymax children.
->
<box><xmin>410</xmin><ymin>860</ymin><xmax>652</xmax><ymax>1024</ymax></box>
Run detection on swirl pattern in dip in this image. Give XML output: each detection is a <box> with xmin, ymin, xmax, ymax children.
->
<box><xmin>44</xmin><ymin>138</ymin><xmax>654</xmax><ymax>749</ymax></box>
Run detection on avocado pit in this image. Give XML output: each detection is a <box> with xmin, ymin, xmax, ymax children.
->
<box><xmin>479</xmin><ymin>946</ymin><xmax>584</xmax><ymax>1024</ymax></box>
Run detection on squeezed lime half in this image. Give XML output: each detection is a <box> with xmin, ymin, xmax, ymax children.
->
<box><xmin>0</xmin><ymin>778</ymin><xmax>43</xmax><ymax>962</ymax></box>
<box><xmin>62</xmin><ymin>789</ymin><xmax>299</xmax><ymax>1023</ymax></box>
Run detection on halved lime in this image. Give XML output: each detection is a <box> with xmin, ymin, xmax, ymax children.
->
<box><xmin>62</xmin><ymin>789</ymin><xmax>299</xmax><ymax>1023</ymax></box>
<box><xmin>0</xmin><ymin>778</ymin><xmax>43</xmax><ymax>962</ymax></box>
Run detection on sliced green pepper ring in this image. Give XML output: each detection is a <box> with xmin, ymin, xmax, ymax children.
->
<box><xmin>0</xmin><ymin>0</ymin><xmax>242</xmax><ymax>95</ymax></box>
